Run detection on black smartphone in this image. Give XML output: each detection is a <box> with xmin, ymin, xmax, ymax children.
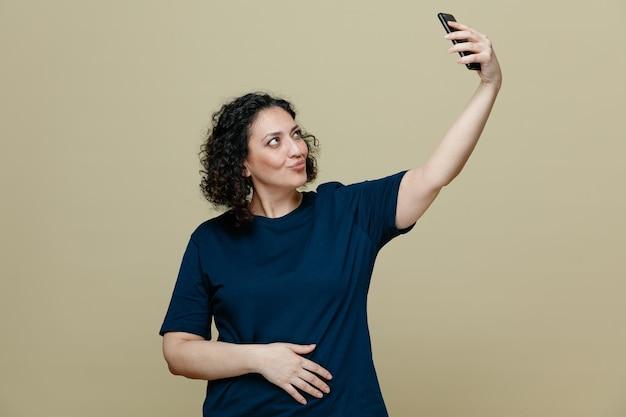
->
<box><xmin>437</xmin><ymin>12</ymin><xmax>481</xmax><ymax>71</ymax></box>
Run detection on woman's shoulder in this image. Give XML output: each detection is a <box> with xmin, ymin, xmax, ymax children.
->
<box><xmin>188</xmin><ymin>211</ymin><xmax>240</xmax><ymax>238</ymax></box>
<box><xmin>315</xmin><ymin>171</ymin><xmax>408</xmax><ymax>195</ymax></box>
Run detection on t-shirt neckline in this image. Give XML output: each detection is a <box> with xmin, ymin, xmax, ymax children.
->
<box><xmin>252</xmin><ymin>191</ymin><xmax>314</xmax><ymax>227</ymax></box>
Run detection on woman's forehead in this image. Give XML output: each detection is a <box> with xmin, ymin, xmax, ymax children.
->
<box><xmin>250</xmin><ymin>107</ymin><xmax>296</xmax><ymax>137</ymax></box>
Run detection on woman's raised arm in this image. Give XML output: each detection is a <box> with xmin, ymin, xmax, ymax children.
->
<box><xmin>396</xmin><ymin>20</ymin><xmax>502</xmax><ymax>230</ymax></box>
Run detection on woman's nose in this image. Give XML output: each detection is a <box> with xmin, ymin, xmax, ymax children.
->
<box><xmin>287</xmin><ymin>137</ymin><xmax>305</xmax><ymax>157</ymax></box>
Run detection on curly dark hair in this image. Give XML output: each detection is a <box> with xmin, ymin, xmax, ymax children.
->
<box><xmin>199</xmin><ymin>92</ymin><xmax>319</xmax><ymax>227</ymax></box>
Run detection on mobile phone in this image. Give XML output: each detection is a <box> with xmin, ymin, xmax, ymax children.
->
<box><xmin>437</xmin><ymin>12</ymin><xmax>481</xmax><ymax>71</ymax></box>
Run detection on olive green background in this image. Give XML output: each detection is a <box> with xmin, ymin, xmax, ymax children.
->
<box><xmin>1</xmin><ymin>1</ymin><xmax>625</xmax><ymax>416</ymax></box>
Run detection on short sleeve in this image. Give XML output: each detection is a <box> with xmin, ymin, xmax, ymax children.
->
<box><xmin>159</xmin><ymin>235</ymin><xmax>212</xmax><ymax>339</ymax></box>
<box><xmin>322</xmin><ymin>171</ymin><xmax>412</xmax><ymax>248</ymax></box>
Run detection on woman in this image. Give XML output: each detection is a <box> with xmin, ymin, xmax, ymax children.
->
<box><xmin>160</xmin><ymin>20</ymin><xmax>502</xmax><ymax>417</ymax></box>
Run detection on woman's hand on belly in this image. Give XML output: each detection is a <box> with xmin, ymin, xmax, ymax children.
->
<box><xmin>252</xmin><ymin>342</ymin><xmax>333</xmax><ymax>405</ymax></box>
<box><xmin>163</xmin><ymin>333</ymin><xmax>332</xmax><ymax>405</ymax></box>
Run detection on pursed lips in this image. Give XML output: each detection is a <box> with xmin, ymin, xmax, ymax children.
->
<box><xmin>288</xmin><ymin>160</ymin><xmax>306</xmax><ymax>169</ymax></box>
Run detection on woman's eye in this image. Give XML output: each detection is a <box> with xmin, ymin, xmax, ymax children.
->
<box><xmin>293</xmin><ymin>130</ymin><xmax>302</xmax><ymax>138</ymax></box>
<box><xmin>268</xmin><ymin>137</ymin><xmax>279</xmax><ymax>146</ymax></box>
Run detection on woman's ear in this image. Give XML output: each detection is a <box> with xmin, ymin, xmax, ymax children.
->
<box><xmin>242</xmin><ymin>163</ymin><xmax>251</xmax><ymax>177</ymax></box>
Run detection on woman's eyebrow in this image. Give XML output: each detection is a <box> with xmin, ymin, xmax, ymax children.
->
<box><xmin>262</xmin><ymin>131</ymin><xmax>281</xmax><ymax>140</ymax></box>
<box><xmin>261</xmin><ymin>125</ymin><xmax>299</xmax><ymax>140</ymax></box>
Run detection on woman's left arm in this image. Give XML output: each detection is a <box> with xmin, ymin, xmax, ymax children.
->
<box><xmin>396</xmin><ymin>21</ymin><xmax>503</xmax><ymax>230</ymax></box>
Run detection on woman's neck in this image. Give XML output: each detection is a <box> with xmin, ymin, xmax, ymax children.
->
<box><xmin>249</xmin><ymin>190</ymin><xmax>303</xmax><ymax>219</ymax></box>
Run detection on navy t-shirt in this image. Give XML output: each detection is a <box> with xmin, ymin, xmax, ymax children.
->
<box><xmin>160</xmin><ymin>171</ymin><xmax>411</xmax><ymax>417</ymax></box>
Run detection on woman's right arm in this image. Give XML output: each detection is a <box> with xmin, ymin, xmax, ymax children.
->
<box><xmin>162</xmin><ymin>332</ymin><xmax>333</xmax><ymax>405</ymax></box>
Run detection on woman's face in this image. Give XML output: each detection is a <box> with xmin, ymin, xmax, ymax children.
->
<box><xmin>244</xmin><ymin>106</ymin><xmax>309</xmax><ymax>196</ymax></box>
